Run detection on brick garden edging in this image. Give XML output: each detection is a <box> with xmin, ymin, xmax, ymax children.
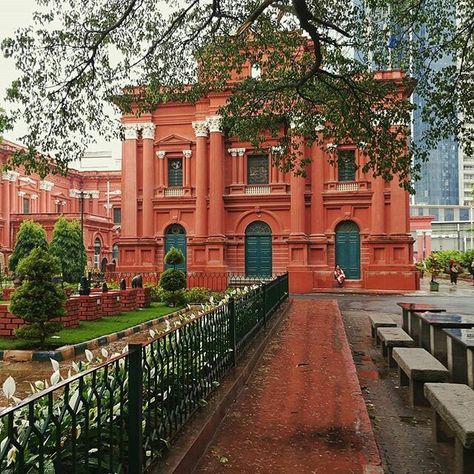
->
<box><xmin>0</xmin><ymin>287</ymin><xmax>152</xmax><ymax>337</ymax></box>
<box><xmin>0</xmin><ymin>307</ymin><xmax>186</xmax><ymax>362</ymax></box>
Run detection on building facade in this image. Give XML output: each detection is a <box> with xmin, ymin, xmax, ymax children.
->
<box><xmin>117</xmin><ymin>69</ymin><xmax>417</xmax><ymax>292</ymax></box>
<box><xmin>0</xmin><ymin>140</ymin><xmax>122</xmax><ymax>271</ymax></box>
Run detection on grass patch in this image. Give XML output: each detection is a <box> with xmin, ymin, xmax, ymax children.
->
<box><xmin>0</xmin><ymin>303</ymin><xmax>179</xmax><ymax>350</ymax></box>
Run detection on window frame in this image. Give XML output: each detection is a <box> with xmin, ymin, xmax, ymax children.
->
<box><xmin>167</xmin><ymin>157</ymin><xmax>183</xmax><ymax>187</ymax></box>
<box><xmin>247</xmin><ymin>155</ymin><xmax>269</xmax><ymax>185</ymax></box>
<box><xmin>337</xmin><ymin>149</ymin><xmax>357</xmax><ymax>182</ymax></box>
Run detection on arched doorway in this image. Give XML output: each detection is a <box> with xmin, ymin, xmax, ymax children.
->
<box><xmin>165</xmin><ymin>224</ymin><xmax>186</xmax><ymax>271</ymax></box>
<box><xmin>245</xmin><ymin>221</ymin><xmax>272</xmax><ymax>277</ymax></box>
<box><xmin>100</xmin><ymin>257</ymin><xmax>108</xmax><ymax>273</ymax></box>
<box><xmin>335</xmin><ymin>221</ymin><xmax>360</xmax><ymax>279</ymax></box>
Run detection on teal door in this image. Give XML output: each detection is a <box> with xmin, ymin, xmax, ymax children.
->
<box><xmin>335</xmin><ymin>221</ymin><xmax>360</xmax><ymax>279</ymax></box>
<box><xmin>245</xmin><ymin>222</ymin><xmax>272</xmax><ymax>277</ymax></box>
<box><xmin>165</xmin><ymin>224</ymin><xmax>186</xmax><ymax>272</ymax></box>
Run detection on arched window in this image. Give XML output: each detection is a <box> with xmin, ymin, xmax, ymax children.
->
<box><xmin>94</xmin><ymin>238</ymin><xmax>101</xmax><ymax>268</ymax></box>
<box><xmin>112</xmin><ymin>243</ymin><xmax>119</xmax><ymax>261</ymax></box>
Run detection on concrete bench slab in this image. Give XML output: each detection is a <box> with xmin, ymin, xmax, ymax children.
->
<box><xmin>368</xmin><ymin>314</ymin><xmax>397</xmax><ymax>344</ymax></box>
<box><xmin>393</xmin><ymin>348</ymin><xmax>449</xmax><ymax>407</ymax></box>
<box><xmin>424</xmin><ymin>383</ymin><xmax>474</xmax><ymax>474</ymax></box>
<box><xmin>377</xmin><ymin>327</ymin><xmax>415</xmax><ymax>367</ymax></box>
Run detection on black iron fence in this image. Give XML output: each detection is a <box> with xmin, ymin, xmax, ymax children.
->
<box><xmin>0</xmin><ymin>274</ymin><xmax>288</xmax><ymax>473</ymax></box>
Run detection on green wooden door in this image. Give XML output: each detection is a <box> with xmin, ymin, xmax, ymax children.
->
<box><xmin>245</xmin><ymin>222</ymin><xmax>272</xmax><ymax>277</ymax></box>
<box><xmin>335</xmin><ymin>221</ymin><xmax>360</xmax><ymax>279</ymax></box>
<box><xmin>165</xmin><ymin>224</ymin><xmax>186</xmax><ymax>272</ymax></box>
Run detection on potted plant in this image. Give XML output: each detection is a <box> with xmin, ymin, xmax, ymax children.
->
<box><xmin>426</xmin><ymin>254</ymin><xmax>442</xmax><ymax>291</ymax></box>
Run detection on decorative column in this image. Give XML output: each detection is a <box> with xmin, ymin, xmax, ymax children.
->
<box><xmin>1</xmin><ymin>173</ymin><xmax>11</xmax><ymax>246</ymax></box>
<box><xmin>31</xmin><ymin>194</ymin><xmax>38</xmax><ymax>213</ymax></box>
<box><xmin>238</xmin><ymin>148</ymin><xmax>245</xmax><ymax>184</ymax></box>
<box><xmin>287</xmin><ymin>131</ymin><xmax>312</xmax><ymax>293</ymax></box>
<box><xmin>228</xmin><ymin>148</ymin><xmax>245</xmax><ymax>186</ymax></box>
<box><xmin>207</xmin><ymin>115</ymin><xmax>225</xmax><ymax>237</ymax></box>
<box><xmin>142</xmin><ymin>123</ymin><xmax>156</xmax><ymax>238</ymax></box>
<box><xmin>192</xmin><ymin>121</ymin><xmax>208</xmax><ymax>238</ymax></box>
<box><xmin>310</xmin><ymin>141</ymin><xmax>325</xmax><ymax>235</ymax></box>
<box><xmin>228</xmin><ymin>148</ymin><xmax>238</xmax><ymax>184</ymax></box>
<box><xmin>156</xmin><ymin>151</ymin><xmax>166</xmax><ymax>188</ymax></box>
<box><xmin>183</xmin><ymin>150</ymin><xmax>192</xmax><ymax>188</ymax></box>
<box><xmin>121</xmin><ymin>123</ymin><xmax>138</xmax><ymax>238</ymax></box>
<box><xmin>290</xmin><ymin>137</ymin><xmax>306</xmax><ymax>236</ymax></box>
<box><xmin>371</xmin><ymin>176</ymin><xmax>385</xmax><ymax>234</ymax></box>
<box><xmin>390</xmin><ymin>174</ymin><xmax>409</xmax><ymax>234</ymax></box>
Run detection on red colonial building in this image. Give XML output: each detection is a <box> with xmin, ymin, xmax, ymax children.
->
<box><xmin>0</xmin><ymin>140</ymin><xmax>122</xmax><ymax>271</ymax></box>
<box><xmin>117</xmin><ymin>68</ymin><xmax>417</xmax><ymax>292</ymax></box>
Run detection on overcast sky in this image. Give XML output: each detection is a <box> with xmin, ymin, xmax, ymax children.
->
<box><xmin>0</xmin><ymin>1</ymin><xmax>121</xmax><ymax>160</ymax></box>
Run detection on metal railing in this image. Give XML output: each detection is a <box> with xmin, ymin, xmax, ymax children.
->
<box><xmin>0</xmin><ymin>274</ymin><xmax>288</xmax><ymax>473</ymax></box>
<box><xmin>106</xmin><ymin>271</ymin><xmax>281</xmax><ymax>291</ymax></box>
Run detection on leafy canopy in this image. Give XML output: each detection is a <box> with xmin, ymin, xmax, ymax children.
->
<box><xmin>10</xmin><ymin>248</ymin><xmax>66</xmax><ymax>347</ymax></box>
<box><xmin>9</xmin><ymin>220</ymin><xmax>48</xmax><ymax>272</ymax></box>
<box><xmin>1</xmin><ymin>0</ymin><xmax>473</xmax><ymax>189</ymax></box>
<box><xmin>49</xmin><ymin>216</ymin><xmax>86</xmax><ymax>283</ymax></box>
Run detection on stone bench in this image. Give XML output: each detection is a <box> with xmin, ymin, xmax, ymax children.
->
<box><xmin>393</xmin><ymin>348</ymin><xmax>449</xmax><ymax>407</ymax></box>
<box><xmin>368</xmin><ymin>314</ymin><xmax>397</xmax><ymax>344</ymax></box>
<box><xmin>424</xmin><ymin>383</ymin><xmax>474</xmax><ymax>474</ymax></box>
<box><xmin>377</xmin><ymin>327</ymin><xmax>415</xmax><ymax>367</ymax></box>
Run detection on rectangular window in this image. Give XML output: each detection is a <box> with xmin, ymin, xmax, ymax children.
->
<box><xmin>460</xmin><ymin>208</ymin><xmax>470</xmax><ymax>221</ymax></box>
<box><xmin>337</xmin><ymin>150</ymin><xmax>356</xmax><ymax>182</ymax></box>
<box><xmin>429</xmin><ymin>208</ymin><xmax>439</xmax><ymax>220</ymax></box>
<box><xmin>168</xmin><ymin>158</ymin><xmax>183</xmax><ymax>187</ymax></box>
<box><xmin>23</xmin><ymin>198</ymin><xmax>30</xmax><ymax>214</ymax></box>
<box><xmin>247</xmin><ymin>156</ymin><xmax>269</xmax><ymax>184</ymax></box>
<box><xmin>444</xmin><ymin>208</ymin><xmax>454</xmax><ymax>221</ymax></box>
<box><xmin>113</xmin><ymin>207</ymin><xmax>121</xmax><ymax>224</ymax></box>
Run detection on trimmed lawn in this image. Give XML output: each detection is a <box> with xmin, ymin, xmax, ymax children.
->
<box><xmin>0</xmin><ymin>303</ymin><xmax>179</xmax><ymax>350</ymax></box>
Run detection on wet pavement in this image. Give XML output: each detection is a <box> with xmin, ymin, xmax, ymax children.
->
<box><xmin>196</xmin><ymin>299</ymin><xmax>380</xmax><ymax>474</ymax></box>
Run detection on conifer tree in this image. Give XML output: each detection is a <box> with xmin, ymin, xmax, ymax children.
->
<box><xmin>49</xmin><ymin>217</ymin><xmax>86</xmax><ymax>283</ymax></box>
<box><xmin>8</xmin><ymin>220</ymin><xmax>48</xmax><ymax>273</ymax></box>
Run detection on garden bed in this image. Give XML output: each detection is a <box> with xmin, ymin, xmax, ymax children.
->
<box><xmin>0</xmin><ymin>303</ymin><xmax>180</xmax><ymax>352</ymax></box>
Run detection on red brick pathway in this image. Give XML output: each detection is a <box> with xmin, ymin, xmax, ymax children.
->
<box><xmin>196</xmin><ymin>299</ymin><xmax>381</xmax><ymax>473</ymax></box>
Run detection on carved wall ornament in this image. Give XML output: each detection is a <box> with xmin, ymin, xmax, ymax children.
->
<box><xmin>122</xmin><ymin>123</ymin><xmax>139</xmax><ymax>140</ymax></box>
<box><xmin>182</xmin><ymin>150</ymin><xmax>192</xmax><ymax>159</ymax></box>
<box><xmin>192</xmin><ymin>120</ymin><xmax>208</xmax><ymax>137</ymax></box>
<box><xmin>206</xmin><ymin>115</ymin><xmax>223</xmax><ymax>133</ymax></box>
<box><xmin>141</xmin><ymin>123</ymin><xmax>156</xmax><ymax>140</ymax></box>
<box><xmin>156</xmin><ymin>151</ymin><xmax>166</xmax><ymax>160</ymax></box>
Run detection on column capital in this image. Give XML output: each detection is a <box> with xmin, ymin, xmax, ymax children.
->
<box><xmin>206</xmin><ymin>115</ymin><xmax>223</xmax><ymax>133</ymax></box>
<box><xmin>2</xmin><ymin>171</ymin><xmax>20</xmax><ymax>182</ymax></box>
<box><xmin>182</xmin><ymin>150</ymin><xmax>192</xmax><ymax>159</ymax></box>
<box><xmin>39</xmin><ymin>180</ymin><xmax>54</xmax><ymax>191</ymax></box>
<box><xmin>192</xmin><ymin>120</ymin><xmax>208</xmax><ymax>137</ymax></box>
<box><xmin>228</xmin><ymin>147</ymin><xmax>245</xmax><ymax>157</ymax></box>
<box><xmin>271</xmin><ymin>146</ymin><xmax>283</xmax><ymax>154</ymax></box>
<box><xmin>141</xmin><ymin>123</ymin><xmax>156</xmax><ymax>140</ymax></box>
<box><xmin>122</xmin><ymin>123</ymin><xmax>139</xmax><ymax>140</ymax></box>
<box><xmin>31</xmin><ymin>194</ymin><xmax>38</xmax><ymax>200</ymax></box>
<box><xmin>18</xmin><ymin>191</ymin><xmax>26</xmax><ymax>197</ymax></box>
<box><xmin>156</xmin><ymin>150</ymin><xmax>166</xmax><ymax>159</ymax></box>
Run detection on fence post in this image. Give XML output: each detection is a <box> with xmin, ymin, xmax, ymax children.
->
<box><xmin>128</xmin><ymin>343</ymin><xmax>143</xmax><ymax>474</ymax></box>
<box><xmin>228</xmin><ymin>297</ymin><xmax>237</xmax><ymax>366</ymax></box>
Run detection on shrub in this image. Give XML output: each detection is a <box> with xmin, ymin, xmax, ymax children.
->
<box><xmin>160</xmin><ymin>269</ymin><xmax>186</xmax><ymax>292</ymax></box>
<box><xmin>9</xmin><ymin>220</ymin><xmax>48</xmax><ymax>272</ymax></box>
<box><xmin>183</xmin><ymin>287</ymin><xmax>211</xmax><ymax>304</ymax></box>
<box><xmin>159</xmin><ymin>269</ymin><xmax>186</xmax><ymax>306</ymax></box>
<box><xmin>164</xmin><ymin>247</ymin><xmax>184</xmax><ymax>268</ymax></box>
<box><xmin>163</xmin><ymin>289</ymin><xmax>186</xmax><ymax>307</ymax></box>
<box><xmin>10</xmin><ymin>248</ymin><xmax>66</xmax><ymax>347</ymax></box>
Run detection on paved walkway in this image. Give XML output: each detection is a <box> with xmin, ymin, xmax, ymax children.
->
<box><xmin>196</xmin><ymin>300</ymin><xmax>381</xmax><ymax>474</ymax></box>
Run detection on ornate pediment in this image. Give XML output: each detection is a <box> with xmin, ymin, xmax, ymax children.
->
<box><xmin>156</xmin><ymin>134</ymin><xmax>194</xmax><ymax>147</ymax></box>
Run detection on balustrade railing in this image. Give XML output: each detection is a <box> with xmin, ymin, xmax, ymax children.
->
<box><xmin>0</xmin><ymin>274</ymin><xmax>289</xmax><ymax>473</ymax></box>
<box><xmin>245</xmin><ymin>185</ymin><xmax>271</xmax><ymax>195</ymax></box>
